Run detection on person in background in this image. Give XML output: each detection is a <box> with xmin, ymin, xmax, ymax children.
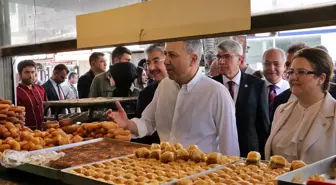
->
<box><xmin>265</xmin><ymin>48</ymin><xmax>336</xmax><ymax>164</ymax></box>
<box><xmin>139</xmin><ymin>58</ymin><xmax>154</xmax><ymax>85</ymax></box>
<box><xmin>262</xmin><ymin>48</ymin><xmax>290</xmax><ymax>115</ymax></box>
<box><xmin>204</xmin><ymin>51</ymin><xmax>217</xmax><ymax>75</ymax></box>
<box><xmin>135</xmin><ymin>67</ymin><xmax>148</xmax><ymax>90</ymax></box>
<box><xmin>271</xmin><ymin>43</ymin><xmax>309</xmax><ymax>123</ymax></box>
<box><xmin>133</xmin><ymin>44</ymin><xmax>168</xmax><ymax>145</ymax></box>
<box><xmin>62</xmin><ymin>72</ymin><xmax>78</xmax><ymax>100</ymax></box>
<box><xmin>252</xmin><ymin>70</ymin><xmax>264</xmax><ymax>79</ymax></box>
<box><xmin>77</xmin><ymin>52</ymin><xmax>106</xmax><ymax>99</ymax></box>
<box><xmin>89</xmin><ymin>46</ymin><xmax>132</xmax><ymax>98</ymax></box>
<box><xmin>110</xmin><ymin>62</ymin><xmax>140</xmax><ymax>97</ymax></box>
<box><xmin>16</xmin><ymin>60</ymin><xmax>48</xmax><ymax>130</ymax></box>
<box><xmin>107</xmin><ymin>40</ymin><xmax>240</xmax><ymax>155</ymax></box>
<box><xmin>208</xmin><ymin>60</ymin><xmax>219</xmax><ymax>77</ymax></box>
<box><xmin>43</xmin><ymin>64</ymin><xmax>69</xmax><ymax>114</ymax></box>
<box><xmin>239</xmin><ymin>59</ymin><xmax>256</xmax><ymax>75</ymax></box>
<box><xmin>212</xmin><ymin>40</ymin><xmax>269</xmax><ymax>158</ymax></box>
<box><xmin>285</xmin><ymin>43</ymin><xmax>309</xmax><ymax>77</ymax></box>
<box><xmin>34</xmin><ymin>72</ymin><xmax>43</xmax><ymax>85</ymax></box>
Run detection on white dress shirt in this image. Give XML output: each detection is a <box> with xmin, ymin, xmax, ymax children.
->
<box><xmin>245</xmin><ymin>65</ymin><xmax>257</xmax><ymax>75</ymax></box>
<box><xmin>50</xmin><ymin>79</ymin><xmax>64</xmax><ymax>99</ymax></box>
<box><xmin>132</xmin><ymin>70</ymin><xmax>240</xmax><ymax>155</ymax></box>
<box><xmin>266</xmin><ymin>79</ymin><xmax>290</xmax><ymax>96</ymax></box>
<box><xmin>222</xmin><ymin>70</ymin><xmax>241</xmax><ymax>103</ymax></box>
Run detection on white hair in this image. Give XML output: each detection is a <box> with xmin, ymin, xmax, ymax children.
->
<box><xmin>262</xmin><ymin>48</ymin><xmax>286</xmax><ymax>63</ymax></box>
<box><xmin>184</xmin><ymin>40</ymin><xmax>203</xmax><ymax>64</ymax></box>
<box><xmin>217</xmin><ymin>40</ymin><xmax>243</xmax><ymax>56</ymax></box>
<box><xmin>145</xmin><ymin>43</ymin><xmax>164</xmax><ymax>58</ymax></box>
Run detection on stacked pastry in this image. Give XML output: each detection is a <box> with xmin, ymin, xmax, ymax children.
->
<box><xmin>177</xmin><ymin>151</ymin><xmax>307</xmax><ymax>185</ymax></box>
<box><xmin>0</xmin><ymin>99</ymin><xmax>25</xmax><ymax>125</ymax></box>
<box><xmin>70</xmin><ymin>142</ymin><xmax>239</xmax><ymax>185</ymax></box>
<box><xmin>0</xmin><ymin>122</ymin><xmax>84</xmax><ymax>155</ymax></box>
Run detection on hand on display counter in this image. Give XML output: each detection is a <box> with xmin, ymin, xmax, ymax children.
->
<box><xmin>106</xmin><ymin>101</ymin><xmax>138</xmax><ymax>135</ymax></box>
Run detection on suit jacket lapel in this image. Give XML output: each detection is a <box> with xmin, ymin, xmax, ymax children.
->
<box><xmin>300</xmin><ymin>93</ymin><xmax>335</xmax><ymax>155</ymax></box>
<box><xmin>48</xmin><ymin>80</ymin><xmax>59</xmax><ymax>100</ymax></box>
<box><xmin>236</xmin><ymin>72</ymin><xmax>247</xmax><ymax>107</ymax></box>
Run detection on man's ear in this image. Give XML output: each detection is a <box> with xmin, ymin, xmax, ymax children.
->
<box><xmin>190</xmin><ymin>52</ymin><xmax>198</xmax><ymax>66</ymax></box>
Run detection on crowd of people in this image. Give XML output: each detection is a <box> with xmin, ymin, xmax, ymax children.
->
<box><xmin>15</xmin><ymin>38</ymin><xmax>336</xmax><ymax>164</ymax></box>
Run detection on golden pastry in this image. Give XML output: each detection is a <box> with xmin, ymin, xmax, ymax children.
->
<box><xmin>135</xmin><ymin>147</ymin><xmax>150</xmax><ymax>158</ymax></box>
<box><xmin>246</xmin><ymin>151</ymin><xmax>261</xmax><ymax>165</ymax></box>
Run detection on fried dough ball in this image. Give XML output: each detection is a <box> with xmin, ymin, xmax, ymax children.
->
<box><xmin>160</xmin><ymin>142</ymin><xmax>170</xmax><ymax>150</ymax></box>
<box><xmin>176</xmin><ymin>149</ymin><xmax>189</xmax><ymax>161</ymax></box>
<box><xmin>161</xmin><ymin>151</ymin><xmax>175</xmax><ymax>163</ymax></box>
<box><xmin>72</xmin><ymin>135</ymin><xmax>83</xmax><ymax>143</ymax></box>
<box><xmin>150</xmin><ymin>144</ymin><xmax>161</xmax><ymax>150</ymax></box>
<box><xmin>149</xmin><ymin>149</ymin><xmax>161</xmax><ymax>160</ymax></box>
<box><xmin>207</xmin><ymin>152</ymin><xmax>221</xmax><ymax>165</ymax></box>
<box><xmin>135</xmin><ymin>147</ymin><xmax>150</xmax><ymax>158</ymax></box>
<box><xmin>174</xmin><ymin>143</ymin><xmax>184</xmax><ymax>150</ymax></box>
<box><xmin>164</xmin><ymin>145</ymin><xmax>176</xmax><ymax>153</ymax></box>
<box><xmin>189</xmin><ymin>148</ymin><xmax>204</xmax><ymax>163</ymax></box>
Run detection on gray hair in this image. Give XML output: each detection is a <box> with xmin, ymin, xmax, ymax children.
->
<box><xmin>145</xmin><ymin>43</ymin><xmax>164</xmax><ymax>58</ymax></box>
<box><xmin>217</xmin><ymin>40</ymin><xmax>243</xmax><ymax>56</ymax></box>
<box><xmin>204</xmin><ymin>51</ymin><xmax>216</xmax><ymax>63</ymax></box>
<box><xmin>262</xmin><ymin>48</ymin><xmax>286</xmax><ymax>63</ymax></box>
<box><xmin>184</xmin><ymin>40</ymin><xmax>203</xmax><ymax>64</ymax></box>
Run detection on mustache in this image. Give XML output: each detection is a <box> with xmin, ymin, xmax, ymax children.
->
<box><xmin>149</xmin><ymin>69</ymin><xmax>161</xmax><ymax>74</ymax></box>
<box><xmin>264</xmin><ymin>70</ymin><xmax>278</xmax><ymax>74</ymax></box>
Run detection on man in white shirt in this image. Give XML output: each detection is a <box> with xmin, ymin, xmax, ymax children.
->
<box><xmin>107</xmin><ymin>40</ymin><xmax>240</xmax><ymax>155</ymax></box>
<box><xmin>262</xmin><ymin>48</ymin><xmax>290</xmax><ymax>107</ymax></box>
<box><xmin>212</xmin><ymin>40</ymin><xmax>269</xmax><ymax>158</ymax></box>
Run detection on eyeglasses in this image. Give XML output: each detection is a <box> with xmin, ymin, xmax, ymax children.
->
<box><xmin>286</xmin><ymin>69</ymin><xmax>317</xmax><ymax>76</ymax></box>
<box><xmin>217</xmin><ymin>53</ymin><xmax>238</xmax><ymax>61</ymax></box>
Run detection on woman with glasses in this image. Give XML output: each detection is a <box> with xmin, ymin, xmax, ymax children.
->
<box><xmin>265</xmin><ymin>48</ymin><xmax>336</xmax><ymax>164</ymax></box>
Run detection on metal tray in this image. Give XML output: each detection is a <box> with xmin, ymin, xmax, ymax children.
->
<box><xmin>162</xmin><ymin>159</ymin><xmax>245</xmax><ymax>185</ymax></box>
<box><xmin>11</xmin><ymin>138</ymin><xmax>147</xmax><ymax>180</ymax></box>
<box><xmin>61</xmin><ymin>155</ymin><xmax>133</xmax><ymax>185</ymax></box>
<box><xmin>12</xmin><ymin>138</ymin><xmax>103</xmax><ymax>180</ymax></box>
<box><xmin>277</xmin><ymin>155</ymin><xmax>336</xmax><ymax>185</ymax></box>
<box><xmin>61</xmin><ymin>155</ymin><xmax>242</xmax><ymax>185</ymax></box>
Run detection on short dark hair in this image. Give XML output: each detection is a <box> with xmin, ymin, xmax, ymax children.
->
<box><xmin>287</xmin><ymin>42</ymin><xmax>308</xmax><ymax>54</ymax></box>
<box><xmin>53</xmin><ymin>64</ymin><xmax>69</xmax><ymax>74</ymax></box>
<box><xmin>17</xmin><ymin>60</ymin><xmax>36</xmax><ymax>74</ymax></box>
<box><xmin>89</xmin><ymin>52</ymin><xmax>104</xmax><ymax>65</ymax></box>
<box><xmin>293</xmin><ymin>48</ymin><xmax>334</xmax><ymax>92</ymax></box>
<box><xmin>138</xmin><ymin>59</ymin><xmax>147</xmax><ymax>68</ymax></box>
<box><xmin>68</xmin><ymin>72</ymin><xmax>77</xmax><ymax>80</ymax></box>
<box><xmin>136</xmin><ymin>67</ymin><xmax>145</xmax><ymax>86</ymax></box>
<box><xmin>112</xmin><ymin>46</ymin><xmax>131</xmax><ymax>61</ymax></box>
<box><xmin>109</xmin><ymin>62</ymin><xmax>137</xmax><ymax>97</ymax></box>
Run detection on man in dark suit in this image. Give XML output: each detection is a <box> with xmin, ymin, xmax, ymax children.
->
<box><xmin>213</xmin><ymin>40</ymin><xmax>269</xmax><ymax>158</ymax></box>
<box><xmin>43</xmin><ymin>64</ymin><xmax>69</xmax><ymax>115</ymax></box>
<box><xmin>132</xmin><ymin>44</ymin><xmax>168</xmax><ymax>145</ymax></box>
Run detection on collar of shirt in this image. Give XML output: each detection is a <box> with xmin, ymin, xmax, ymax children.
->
<box><xmin>50</xmin><ymin>79</ymin><xmax>58</xmax><ymax>86</ymax></box>
<box><xmin>18</xmin><ymin>83</ymin><xmax>36</xmax><ymax>90</ymax></box>
<box><xmin>266</xmin><ymin>79</ymin><xmax>284</xmax><ymax>89</ymax></box>
<box><xmin>222</xmin><ymin>70</ymin><xmax>241</xmax><ymax>86</ymax></box>
<box><xmin>179</xmin><ymin>68</ymin><xmax>203</xmax><ymax>92</ymax></box>
<box><xmin>130</xmin><ymin>83</ymin><xmax>135</xmax><ymax>92</ymax></box>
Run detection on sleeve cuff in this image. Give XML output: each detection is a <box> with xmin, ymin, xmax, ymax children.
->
<box><xmin>131</xmin><ymin>118</ymin><xmax>148</xmax><ymax>138</ymax></box>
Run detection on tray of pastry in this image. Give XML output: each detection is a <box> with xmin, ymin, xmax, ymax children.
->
<box><xmin>11</xmin><ymin>138</ymin><xmax>103</xmax><ymax>180</ymax></box>
<box><xmin>61</xmin><ymin>142</ymin><xmax>240</xmax><ymax>185</ymax></box>
<box><xmin>14</xmin><ymin>138</ymin><xmax>147</xmax><ymax>180</ymax></box>
<box><xmin>277</xmin><ymin>155</ymin><xmax>336</xmax><ymax>185</ymax></box>
<box><xmin>170</xmin><ymin>152</ymin><xmax>309</xmax><ymax>185</ymax></box>
<box><xmin>44</xmin><ymin>97</ymin><xmax>137</xmax><ymax>107</ymax></box>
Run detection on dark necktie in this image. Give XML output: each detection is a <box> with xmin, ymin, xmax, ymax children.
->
<box><xmin>227</xmin><ymin>81</ymin><xmax>235</xmax><ymax>100</ymax></box>
<box><xmin>268</xmin><ymin>85</ymin><xmax>276</xmax><ymax>104</ymax></box>
<box><xmin>57</xmin><ymin>84</ymin><xmax>64</xmax><ymax>100</ymax></box>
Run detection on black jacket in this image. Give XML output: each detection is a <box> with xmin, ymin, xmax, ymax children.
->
<box><xmin>213</xmin><ymin>72</ymin><xmax>270</xmax><ymax>158</ymax></box>
<box><xmin>131</xmin><ymin>82</ymin><xmax>160</xmax><ymax>145</ymax></box>
<box><xmin>77</xmin><ymin>70</ymin><xmax>95</xmax><ymax>99</ymax></box>
<box><xmin>42</xmin><ymin>80</ymin><xmax>67</xmax><ymax>115</ymax></box>
<box><xmin>271</xmin><ymin>82</ymin><xmax>336</xmax><ymax>124</ymax></box>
